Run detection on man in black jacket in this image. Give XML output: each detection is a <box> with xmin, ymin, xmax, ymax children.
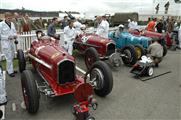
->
<box><xmin>47</xmin><ymin>17</ymin><xmax>59</xmax><ymax>39</ymax></box>
<box><xmin>156</xmin><ymin>18</ymin><xmax>164</xmax><ymax>33</ymax></box>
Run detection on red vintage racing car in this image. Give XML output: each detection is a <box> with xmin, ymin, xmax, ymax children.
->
<box><xmin>17</xmin><ymin>31</ymin><xmax>113</xmax><ymax>120</ymax></box>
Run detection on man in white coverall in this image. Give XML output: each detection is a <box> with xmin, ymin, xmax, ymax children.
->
<box><xmin>63</xmin><ymin>20</ymin><xmax>76</xmax><ymax>55</ymax></box>
<box><xmin>96</xmin><ymin>16</ymin><xmax>109</xmax><ymax>38</ymax></box>
<box><xmin>0</xmin><ymin>12</ymin><xmax>17</xmax><ymax>77</ymax></box>
<box><xmin>179</xmin><ymin>25</ymin><xmax>181</xmax><ymax>49</ymax></box>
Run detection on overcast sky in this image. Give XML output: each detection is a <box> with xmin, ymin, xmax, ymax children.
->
<box><xmin>0</xmin><ymin>0</ymin><xmax>180</xmax><ymax>18</ymax></box>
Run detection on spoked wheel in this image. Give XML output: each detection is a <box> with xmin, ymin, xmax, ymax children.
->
<box><xmin>134</xmin><ymin>44</ymin><xmax>145</xmax><ymax>60</ymax></box>
<box><xmin>90</xmin><ymin>61</ymin><xmax>113</xmax><ymax>97</ymax></box>
<box><xmin>147</xmin><ymin>67</ymin><xmax>154</xmax><ymax>76</ymax></box>
<box><xmin>17</xmin><ymin>49</ymin><xmax>26</xmax><ymax>73</ymax></box>
<box><xmin>84</xmin><ymin>47</ymin><xmax>100</xmax><ymax>70</ymax></box>
<box><xmin>121</xmin><ymin>45</ymin><xmax>137</xmax><ymax>66</ymax></box>
<box><xmin>21</xmin><ymin>70</ymin><xmax>40</xmax><ymax>113</ymax></box>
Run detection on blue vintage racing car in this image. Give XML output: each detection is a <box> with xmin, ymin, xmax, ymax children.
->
<box><xmin>108</xmin><ymin>25</ymin><xmax>152</xmax><ymax>61</ymax></box>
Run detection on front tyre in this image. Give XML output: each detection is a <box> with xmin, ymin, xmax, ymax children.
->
<box><xmin>90</xmin><ymin>61</ymin><xmax>113</xmax><ymax>97</ymax></box>
<box><xmin>121</xmin><ymin>45</ymin><xmax>137</xmax><ymax>66</ymax></box>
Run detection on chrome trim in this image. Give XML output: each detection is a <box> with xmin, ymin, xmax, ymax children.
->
<box><xmin>75</xmin><ymin>66</ymin><xmax>86</xmax><ymax>75</ymax></box>
<box><xmin>28</xmin><ymin>53</ymin><xmax>52</xmax><ymax>69</ymax></box>
<box><xmin>57</xmin><ymin>58</ymin><xmax>75</xmax><ymax>66</ymax></box>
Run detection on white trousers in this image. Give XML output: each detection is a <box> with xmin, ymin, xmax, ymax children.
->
<box><xmin>0</xmin><ymin>66</ymin><xmax>7</xmax><ymax>104</ymax></box>
<box><xmin>1</xmin><ymin>41</ymin><xmax>15</xmax><ymax>74</ymax></box>
<box><xmin>179</xmin><ymin>28</ymin><xmax>181</xmax><ymax>48</ymax></box>
<box><xmin>64</xmin><ymin>40</ymin><xmax>74</xmax><ymax>55</ymax></box>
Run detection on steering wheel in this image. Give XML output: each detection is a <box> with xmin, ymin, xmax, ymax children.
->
<box><xmin>134</xmin><ymin>29</ymin><xmax>140</xmax><ymax>33</ymax></box>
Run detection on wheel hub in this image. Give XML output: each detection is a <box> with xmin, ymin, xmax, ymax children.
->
<box><xmin>135</xmin><ymin>47</ymin><xmax>142</xmax><ymax>59</ymax></box>
<box><xmin>148</xmin><ymin>67</ymin><xmax>153</xmax><ymax>76</ymax></box>
<box><xmin>90</xmin><ymin>68</ymin><xmax>104</xmax><ymax>89</ymax></box>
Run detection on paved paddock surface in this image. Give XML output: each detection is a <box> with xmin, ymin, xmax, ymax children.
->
<box><xmin>4</xmin><ymin>50</ymin><xmax>181</xmax><ymax>120</ymax></box>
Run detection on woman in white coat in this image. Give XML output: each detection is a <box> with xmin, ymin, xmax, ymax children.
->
<box><xmin>0</xmin><ymin>12</ymin><xmax>17</xmax><ymax>77</ymax></box>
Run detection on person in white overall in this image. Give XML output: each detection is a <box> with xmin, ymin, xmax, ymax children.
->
<box><xmin>179</xmin><ymin>25</ymin><xmax>181</xmax><ymax>49</ymax></box>
<box><xmin>63</xmin><ymin>20</ymin><xmax>76</xmax><ymax>55</ymax></box>
<box><xmin>0</xmin><ymin>64</ymin><xmax>7</xmax><ymax>106</ymax></box>
<box><xmin>96</xmin><ymin>16</ymin><xmax>109</xmax><ymax>38</ymax></box>
<box><xmin>0</xmin><ymin>12</ymin><xmax>17</xmax><ymax>77</ymax></box>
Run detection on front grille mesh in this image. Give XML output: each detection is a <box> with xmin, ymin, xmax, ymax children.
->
<box><xmin>106</xmin><ymin>43</ymin><xmax>116</xmax><ymax>56</ymax></box>
<box><xmin>58</xmin><ymin>60</ymin><xmax>75</xmax><ymax>84</ymax></box>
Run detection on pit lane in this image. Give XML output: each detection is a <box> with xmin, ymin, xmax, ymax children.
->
<box><xmin>4</xmin><ymin>50</ymin><xmax>181</xmax><ymax>120</ymax></box>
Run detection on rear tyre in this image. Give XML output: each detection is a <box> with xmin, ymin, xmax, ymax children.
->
<box><xmin>84</xmin><ymin>47</ymin><xmax>99</xmax><ymax>70</ymax></box>
<box><xmin>90</xmin><ymin>61</ymin><xmax>113</xmax><ymax>97</ymax></box>
<box><xmin>121</xmin><ymin>45</ymin><xmax>137</xmax><ymax>66</ymax></box>
<box><xmin>21</xmin><ymin>70</ymin><xmax>40</xmax><ymax>113</ymax></box>
<box><xmin>17</xmin><ymin>49</ymin><xmax>26</xmax><ymax>73</ymax></box>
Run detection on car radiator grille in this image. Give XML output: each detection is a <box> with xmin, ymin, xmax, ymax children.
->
<box><xmin>58</xmin><ymin>60</ymin><xmax>75</xmax><ymax>84</ymax></box>
<box><xmin>106</xmin><ymin>43</ymin><xmax>116</xmax><ymax>56</ymax></box>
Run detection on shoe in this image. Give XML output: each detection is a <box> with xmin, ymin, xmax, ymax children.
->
<box><xmin>8</xmin><ymin>73</ymin><xmax>15</xmax><ymax>77</ymax></box>
<box><xmin>0</xmin><ymin>101</ymin><xmax>7</xmax><ymax>106</ymax></box>
<box><xmin>6</xmin><ymin>71</ymin><xmax>18</xmax><ymax>74</ymax></box>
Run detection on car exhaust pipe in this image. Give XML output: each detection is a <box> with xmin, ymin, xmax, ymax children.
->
<box><xmin>28</xmin><ymin>53</ymin><xmax>52</xmax><ymax>69</ymax></box>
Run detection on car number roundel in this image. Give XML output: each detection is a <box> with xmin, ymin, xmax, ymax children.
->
<box><xmin>81</xmin><ymin>36</ymin><xmax>90</xmax><ymax>43</ymax></box>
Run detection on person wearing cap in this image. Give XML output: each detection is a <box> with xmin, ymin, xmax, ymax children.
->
<box><xmin>96</xmin><ymin>16</ymin><xmax>109</xmax><ymax>38</ymax></box>
<box><xmin>147</xmin><ymin>37</ymin><xmax>163</xmax><ymax>67</ymax></box>
<box><xmin>115</xmin><ymin>24</ymin><xmax>125</xmax><ymax>38</ymax></box>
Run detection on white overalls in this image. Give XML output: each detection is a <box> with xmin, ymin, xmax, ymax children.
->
<box><xmin>63</xmin><ymin>26</ymin><xmax>76</xmax><ymax>55</ymax></box>
<box><xmin>96</xmin><ymin>20</ymin><xmax>109</xmax><ymax>38</ymax></box>
<box><xmin>0</xmin><ymin>21</ymin><xmax>17</xmax><ymax>74</ymax></box>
